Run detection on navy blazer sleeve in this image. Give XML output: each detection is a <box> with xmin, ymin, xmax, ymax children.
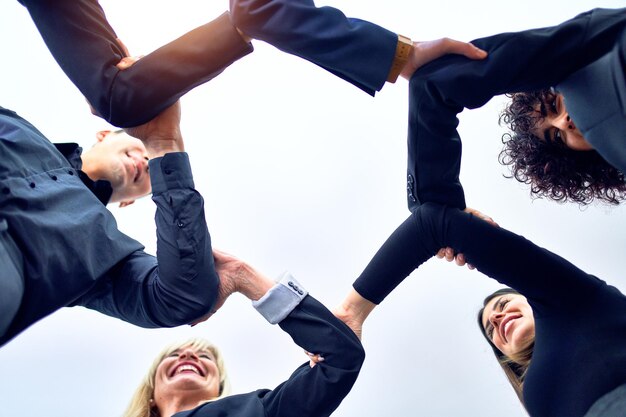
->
<box><xmin>556</xmin><ymin>27</ymin><xmax>626</xmax><ymax>173</ymax></box>
<box><xmin>75</xmin><ymin>153</ymin><xmax>219</xmax><ymax>327</ymax></box>
<box><xmin>179</xmin><ymin>296</ymin><xmax>364</xmax><ymax>417</ymax></box>
<box><xmin>407</xmin><ymin>8</ymin><xmax>626</xmax><ymax>209</ymax></box>
<box><xmin>230</xmin><ymin>0</ymin><xmax>398</xmax><ymax>95</ymax></box>
<box><xmin>353</xmin><ymin>203</ymin><xmax>602</xmax><ymax>316</ymax></box>
<box><xmin>18</xmin><ymin>0</ymin><xmax>253</xmax><ymax>127</ymax></box>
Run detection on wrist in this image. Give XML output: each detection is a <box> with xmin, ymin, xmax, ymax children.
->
<box><xmin>145</xmin><ymin>130</ymin><xmax>184</xmax><ymax>158</ymax></box>
<box><xmin>236</xmin><ymin>263</ymin><xmax>275</xmax><ymax>301</ymax></box>
<box><xmin>235</xmin><ymin>26</ymin><xmax>252</xmax><ymax>43</ymax></box>
<box><xmin>342</xmin><ymin>288</ymin><xmax>376</xmax><ymax>323</ymax></box>
<box><xmin>387</xmin><ymin>34</ymin><xmax>413</xmax><ymax>83</ymax></box>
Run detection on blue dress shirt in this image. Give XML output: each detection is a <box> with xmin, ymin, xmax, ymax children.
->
<box><xmin>0</xmin><ymin>107</ymin><xmax>218</xmax><ymax>346</ymax></box>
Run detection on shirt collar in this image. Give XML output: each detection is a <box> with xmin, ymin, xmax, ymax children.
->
<box><xmin>54</xmin><ymin>143</ymin><xmax>113</xmax><ymax>205</ymax></box>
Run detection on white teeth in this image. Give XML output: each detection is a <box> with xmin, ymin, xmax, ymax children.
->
<box><xmin>176</xmin><ymin>364</ymin><xmax>200</xmax><ymax>375</ymax></box>
<box><xmin>504</xmin><ymin>319</ymin><xmax>515</xmax><ymax>337</ymax></box>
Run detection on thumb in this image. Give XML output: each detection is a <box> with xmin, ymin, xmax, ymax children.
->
<box><xmin>116</xmin><ymin>55</ymin><xmax>144</xmax><ymax>71</ymax></box>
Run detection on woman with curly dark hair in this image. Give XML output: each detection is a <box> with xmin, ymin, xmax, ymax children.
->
<box><xmin>500</xmin><ymin>89</ymin><xmax>626</xmax><ymax>205</ymax></box>
<box><xmin>404</xmin><ymin>7</ymin><xmax>626</xmax><ymax>209</ymax></box>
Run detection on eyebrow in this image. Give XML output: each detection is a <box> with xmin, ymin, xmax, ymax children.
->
<box><xmin>543</xmin><ymin>128</ymin><xmax>554</xmax><ymax>144</ymax></box>
<box><xmin>538</xmin><ymin>101</ymin><xmax>547</xmax><ymax>117</ymax></box>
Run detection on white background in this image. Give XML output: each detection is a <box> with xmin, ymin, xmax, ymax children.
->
<box><xmin>0</xmin><ymin>1</ymin><xmax>625</xmax><ymax>416</ymax></box>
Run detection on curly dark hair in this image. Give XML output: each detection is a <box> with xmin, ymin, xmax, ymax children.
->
<box><xmin>499</xmin><ymin>89</ymin><xmax>626</xmax><ymax>205</ymax></box>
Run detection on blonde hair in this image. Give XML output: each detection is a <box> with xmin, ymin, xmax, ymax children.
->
<box><xmin>477</xmin><ymin>288</ymin><xmax>534</xmax><ymax>407</ymax></box>
<box><xmin>122</xmin><ymin>338</ymin><xmax>231</xmax><ymax>417</ymax></box>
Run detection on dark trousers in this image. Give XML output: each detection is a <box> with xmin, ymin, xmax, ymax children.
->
<box><xmin>19</xmin><ymin>0</ymin><xmax>253</xmax><ymax>127</ymax></box>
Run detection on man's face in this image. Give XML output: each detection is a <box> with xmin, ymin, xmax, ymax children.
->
<box><xmin>91</xmin><ymin>130</ymin><xmax>151</xmax><ymax>204</ymax></box>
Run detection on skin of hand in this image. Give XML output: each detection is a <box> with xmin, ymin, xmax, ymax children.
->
<box><xmin>234</xmin><ymin>27</ymin><xmax>252</xmax><ymax>43</ymax></box>
<box><xmin>436</xmin><ymin>207</ymin><xmax>500</xmax><ymax>270</ymax></box>
<box><xmin>333</xmin><ymin>288</ymin><xmax>376</xmax><ymax>340</ymax></box>
<box><xmin>305</xmin><ymin>350</ymin><xmax>325</xmax><ymax>368</ymax></box>
<box><xmin>123</xmin><ymin>101</ymin><xmax>184</xmax><ymax>158</ymax></box>
<box><xmin>400</xmin><ymin>38</ymin><xmax>487</xmax><ymax>80</ymax></box>
<box><xmin>310</xmin><ymin>288</ymin><xmax>376</xmax><ymax>367</ymax></box>
<box><xmin>113</xmin><ymin>46</ymin><xmax>183</xmax><ymax>158</ymax></box>
<box><xmin>191</xmin><ymin>249</ymin><xmax>276</xmax><ymax>326</ymax></box>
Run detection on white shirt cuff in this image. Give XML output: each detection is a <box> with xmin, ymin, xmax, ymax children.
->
<box><xmin>252</xmin><ymin>272</ymin><xmax>308</xmax><ymax>324</ymax></box>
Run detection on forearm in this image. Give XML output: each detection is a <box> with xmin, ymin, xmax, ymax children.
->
<box><xmin>408</xmin><ymin>7</ymin><xmax>626</xmax><ymax>209</ymax></box>
<box><xmin>20</xmin><ymin>0</ymin><xmax>252</xmax><ymax>127</ymax></box>
<box><xmin>353</xmin><ymin>210</ymin><xmax>435</xmax><ymax>304</ymax></box>
<box><xmin>354</xmin><ymin>202</ymin><xmax>597</xmax><ymax>310</ymax></box>
<box><xmin>230</xmin><ymin>0</ymin><xmax>398</xmax><ymax>95</ymax></box>
<box><xmin>261</xmin><ymin>294</ymin><xmax>365</xmax><ymax>417</ymax></box>
<box><xmin>149</xmin><ymin>153</ymin><xmax>219</xmax><ymax>320</ymax></box>
<box><xmin>80</xmin><ymin>155</ymin><xmax>219</xmax><ymax>327</ymax></box>
<box><xmin>223</xmin><ymin>265</ymin><xmax>364</xmax><ymax>416</ymax></box>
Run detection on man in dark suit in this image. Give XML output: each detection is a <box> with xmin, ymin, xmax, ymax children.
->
<box><xmin>17</xmin><ymin>0</ymin><xmax>253</xmax><ymax>128</ymax></box>
<box><xmin>18</xmin><ymin>0</ymin><xmax>485</xmax><ymax>129</ymax></box>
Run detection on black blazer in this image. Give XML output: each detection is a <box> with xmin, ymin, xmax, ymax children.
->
<box><xmin>19</xmin><ymin>0</ymin><xmax>253</xmax><ymax>127</ymax></box>
<box><xmin>406</xmin><ymin>8</ymin><xmax>626</xmax><ymax>210</ymax></box>
<box><xmin>177</xmin><ymin>296</ymin><xmax>365</xmax><ymax>417</ymax></box>
<box><xmin>558</xmin><ymin>26</ymin><xmax>626</xmax><ymax>174</ymax></box>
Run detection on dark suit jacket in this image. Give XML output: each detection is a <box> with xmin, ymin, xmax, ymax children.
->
<box><xmin>19</xmin><ymin>0</ymin><xmax>253</xmax><ymax>127</ymax></box>
<box><xmin>177</xmin><ymin>295</ymin><xmax>365</xmax><ymax>417</ymax></box>
<box><xmin>407</xmin><ymin>8</ymin><xmax>626</xmax><ymax>209</ymax></box>
<box><xmin>558</xmin><ymin>27</ymin><xmax>626</xmax><ymax>174</ymax></box>
<box><xmin>230</xmin><ymin>0</ymin><xmax>399</xmax><ymax>96</ymax></box>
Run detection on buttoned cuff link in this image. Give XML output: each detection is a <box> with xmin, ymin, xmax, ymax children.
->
<box><xmin>252</xmin><ymin>272</ymin><xmax>308</xmax><ymax>324</ymax></box>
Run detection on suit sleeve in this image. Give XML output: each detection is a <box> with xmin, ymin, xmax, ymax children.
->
<box><xmin>556</xmin><ymin>27</ymin><xmax>626</xmax><ymax>173</ymax></box>
<box><xmin>353</xmin><ymin>203</ymin><xmax>602</xmax><ymax>315</ymax></box>
<box><xmin>259</xmin><ymin>295</ymin><xmax>365</xmax><ymax>417</ymax></box>
<box><xmin>76</xmin><ymin>153</ymin><xmax>218</xmax><ymax>327</ymax></box>
<box><xmin>230</xmin><ymin>0</ymin><xmax>398</xmax><ymax>95</ymax></box>
<box><xmin>407</xmin><ymin>7</ymin><xmax>626</xmax><ymax>209</ymax></box>
<box><xmin>18</xmin><ymin>0</ymin><xmax>253</xmax><ymax>127</ymax></box>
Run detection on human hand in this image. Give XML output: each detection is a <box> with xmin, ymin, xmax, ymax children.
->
<box><xmin>190</xmin><ymin>249</ymin><xmax>243</xmax><ymax>325</ymax></box>
<box><xmin>332</xmin><ymin>289</ymin><xmax>376</xmax><ymax>340</ymax></box>
<box><xmin>436</xmin><ymin>247</ymin><xmax>474</xmax><ymax>270</ymax></box>
<box><xmin>436</xmin><ymin>207</ymin><xmax>499</xmax><ymax>270</ymax></box>
<box><xmin>333</xmin><ymin>303</ymin><xmax>364</xmax><ymax>340</ymax></box>
<box><xmin>113</xmin><ymin>37</ymin><xmax>146</xmax><ymax>70</ymax></box>
<box><xmin>110</xmin><ymin>39</ymin><xmax>181</xmax><ymax>158</ymax></box>
<box><xmin>123</xmin><ymin>101</ymin><xmax>183</xmax><ymax>158</ymax></box>
<box><xmin>212</xmin><ymin>249</ymin><xmax>246</xmax><ymax>311</ymax></box>
<box><xmin>304</xmin><ymin>350</ymin><xmax>325</xmax><ymax>368</ymax></box>
<box><xmin>464</xmin><ymin>206</ymin><xmax>498</xmax><ymax>227</ymax></box>
<box><xmin>401</xmin><ymin>38</ymin><xmax>487</xmax><ymax>80</ymax></box>
<box><xmin>213</xmin><ymin>249</ymin><xmax>275</xmax><ymax>301</ymax></box>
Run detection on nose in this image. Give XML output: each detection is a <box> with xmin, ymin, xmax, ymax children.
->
<box><xmin>179</xmin><ymin>348</ymin><xmax>199</xmax><ymax>360</ymax></box>
<box><xmin>553</xmin><ymin>111</ymin><xmax>576</xmax><ymax>131</ymax></box>
<box><xmin>489</xmin><ymin>311</ymin><xmax>505</xmax><ymax>328</ymax></box>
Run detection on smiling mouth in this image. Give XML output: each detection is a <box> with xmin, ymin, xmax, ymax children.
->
<box><xmin>170</xmin><ymin>363</ymin><xmax>205</xmax><ymax>377</ymax></box>
<box><xmin>500</xmin><ymin>315</ymin><xmax>521</xmax><ymax>343</ymax></box>
<box><xmin>133</xmin><ymin>161</ymin><xmax>141</xmax><ymax>183</ymax></box>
